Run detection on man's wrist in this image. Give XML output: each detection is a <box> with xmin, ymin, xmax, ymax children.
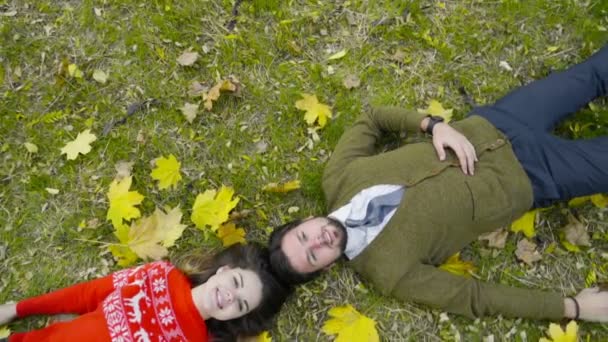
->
<box><xmin>420</xmin><ymin>117</ymin><xmax>431</xmax><ymax>132</ymax></box>
<box><xmin>563</xmin><ymin>297</ymin><xmax>577</xmax><ymax>319</ymax></box>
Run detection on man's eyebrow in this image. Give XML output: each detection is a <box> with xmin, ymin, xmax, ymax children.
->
<box><xmin>239</xmin><ymin>273</ymin><xmax>243</xmax><ymax>288</ymax></box>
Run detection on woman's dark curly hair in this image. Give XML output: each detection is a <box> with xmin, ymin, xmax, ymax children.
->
<box><xmin>176</xmin><ymin>243</ymin><xmax>292</xmax><ymax>342</ymax></box>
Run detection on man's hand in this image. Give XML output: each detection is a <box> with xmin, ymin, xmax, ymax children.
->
<box><xmin>0</xmin><ymin>303</ymin><xmax>17</xmax><ymax>325</ymax></box>
<box><xmin>568</xmin><ymin>287</ymin><xmax>608</xmax><ymax>322</ymax></box>
<box><xmin>431</xmin><ymin>123</ymin><xmax>478</xmax><ymax>175</ymax></box>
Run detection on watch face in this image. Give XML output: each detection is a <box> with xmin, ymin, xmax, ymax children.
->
<box><xmin>431</xmin><ymin>115</ymin><xmax>445</xmax><ymax>122</ymax></box>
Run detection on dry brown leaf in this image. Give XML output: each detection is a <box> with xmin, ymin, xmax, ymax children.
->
<box><xmin>180</xmin><ymin>102</ymin><xmax>199</xmax><ymax>123</ymax></box>
<box><xmin>515</xmin><ymin>238</ymin><xmax>542</xmax><ymax>265</ymax></box>
<box><xmin>343</xmin><ymin>74</ymin><xmax>361</xmax><ymax>89</ymax></box>
<box><xmin>203</xmin><ymin>78</ymin><xmax>240</xmax><ymax>111</ymax></box>
<box><xmin>478</xmin><ymin>228</ymin><xmax>508</xmax><ymax>249</ymax></box>
<box><xmin>115</xmin><ymin>161</ymin><xmax>134</xmax><ymax>180</ymax></box>
<box><xmin>563</xmin><ymin>213</ymin><xmax>591</xmax><ymax>247</ymax></box>
<box><xmin>390</xmin><ymin>50</ymin><xmax>407</xmax><ymax>62</ymax></box>
<box><xmin>177</xmin><ymin>51</ymin><xmax>199</xmax><ymax>66</ymax></box>
<box><xmin>188</xmin><ymin>81</ymin><xmax>208</xmax><ymax>97</ymax></box>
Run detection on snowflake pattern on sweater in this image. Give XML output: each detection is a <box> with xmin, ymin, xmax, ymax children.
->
<box><xmin>102</xmin><ymin>261</ymin><xmax>188</xmax><ymax>342</ymax></box>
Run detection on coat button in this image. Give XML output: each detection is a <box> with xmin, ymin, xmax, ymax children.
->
<box><xmin>497</xmin><ymin>139</ymin><xmax>504</xmax><ymax>144</ymax></box>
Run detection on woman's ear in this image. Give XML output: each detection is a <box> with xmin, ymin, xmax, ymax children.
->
<box><xmin>216</xmin><ymin>265</ymin><xmax>231</xmax><ymax>274</ymax></box>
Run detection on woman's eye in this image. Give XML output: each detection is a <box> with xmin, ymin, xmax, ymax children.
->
<box><xmin>233</xmin><ymin>277</ymin><xmax>238</xmax><ymax>288</ymax></box>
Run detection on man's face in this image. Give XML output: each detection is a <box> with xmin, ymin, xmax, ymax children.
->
<box><xmin>281</xmin><ymin>217</ymin><xmax>346</xmax><ymax>273</ymax></box>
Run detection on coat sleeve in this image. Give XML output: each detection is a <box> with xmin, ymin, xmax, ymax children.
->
<box><xmin>15</xmin><ymin>263</ymin><xmax>155</xmax><ymax>317</ymax></box>
<box><xmin>392</xmin><ymin>263</ymin><xmax>564</xmax><ymax>320</ymax></box>
<box><xmin>323</xmin><ymin>106</ymin><xmax>427</xmax><ymax>189</ymax></box>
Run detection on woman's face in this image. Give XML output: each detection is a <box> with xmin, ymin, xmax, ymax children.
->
<box><xmin>200</xmin><ymin>266</ymin><xmax>263</xmax><ymax>321</ymax></box>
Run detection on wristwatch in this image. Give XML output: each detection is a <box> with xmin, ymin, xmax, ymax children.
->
<box><xmin>425</xmin><ymin>115</ymin><xmax>445</xmax><ymax>135</ymax></box>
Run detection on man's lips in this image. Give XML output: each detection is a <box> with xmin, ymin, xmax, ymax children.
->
<box><xmin>323</xmin><ymin>230</ymin><xmax>333</xmax><ymax>246</ymax></box>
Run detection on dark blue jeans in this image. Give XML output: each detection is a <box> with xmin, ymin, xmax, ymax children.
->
<box><xmin>472</xmin><ymin>45</ymin><xmax>608</xmax><ymax>208</ymax></box>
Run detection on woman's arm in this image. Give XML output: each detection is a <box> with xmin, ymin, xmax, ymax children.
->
<box><xmin>15</xmin><ymin>274</ymin><xmax>116</xmax><ymax>317</ymax></box>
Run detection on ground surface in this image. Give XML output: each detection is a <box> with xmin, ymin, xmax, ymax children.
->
<box><xmin>1</xmin><ymin>0</ymin><xmax>608</xmax><ymax>341</ymax></box>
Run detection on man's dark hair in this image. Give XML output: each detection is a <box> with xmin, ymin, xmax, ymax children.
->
<box><xmin>268</xmin><ymin>219</ymin><xmax>323</xmax><ymax>285</ymax></box>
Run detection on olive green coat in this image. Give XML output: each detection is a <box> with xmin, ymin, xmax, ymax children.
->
<box><xmin>322</xmin><ymin>106</ymin><xmax>563</xmax><ymax>319</ymax></box>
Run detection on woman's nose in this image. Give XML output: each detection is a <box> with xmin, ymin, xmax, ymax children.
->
<box><xmin>225</xmin><ymin>289</ymin><xmax>234</xmax><ymax>304</ymax></box>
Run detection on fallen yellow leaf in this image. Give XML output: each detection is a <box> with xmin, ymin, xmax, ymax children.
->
<box><xmin>322</xmin><ymin>305</ymin><xmax>379</xmax><ymax>342</ymax></box>
<box><xmin>150</xmin><ymin>154</ymin><xmax>182</xmax><ymax>190</ymax></box>
<box><xmin>191</xmin><ymin>185</ymin><xmax>240</xmax><ymax>232</ymax></box>
<box><xmin>417</xmin><ymin>99</ymin><xmax>453</xmax><ymax>121</ymax></box>
<box><xmin>590</xmin><ymin>193</ymin><xmax>608</xmax><ymax>208</ymax></box>
<box><xmin>439</xmin><ymin>252</ymin><xmax>477</xmax><ymax>277</ymax></box>
<box><xmin>180</xmin><ymin>102</ymin><xmax>199</xmax><ymax>123</ymax></box>
<box><xmin>109</xmin><ymin>206</ymin><xmax>187</xmax><ymax>265</ymax></box>
<box><xmin>256</xmin><ymin>331</ymin><xmax>272</xmax><ymax>342</ymax></box>
<box><xmin>203</xmin><ymin>78</ymin><xmax>238</xmax><ymax>111</ymax></box>
<box><xmin>539</xmin><ymin>320</ymin><xmax>578</xmax><ymax>342</ymax></box>
<box><xmin>217</xmin><ymin>222</ymin><xmax>246</xmax><ymax>247</ymax></box>
<box><xmin>328</xmin><ymin>49</ymin><xmax>347</xmax><ymax>60</ymax></box>
<box><xmin>510</xmin><ymin>209</ymin><xmax>537</xmax><ymax>238</ymax></box>
<box><xmin>106</xmin><ymin>176</ymin><xmax>144</xmax><ymax>228</ymax></box>
<box><xmin>295</xmin><ymin>93</ymin><xmax>332</xmax><ymax>128</ymax></box>
<box><xmin>0</xmin><ymin>325</ymin><xmax>11</xmax><ymax>338</ymax></box>
<box><xmin>262</xmin><ymin>180</ymin><xmax>301</xmax><ymax>193</ymax></box>
<box><xmin>60</xmin><ymin>129</ymin><xmax>97</xmax><ymax>160</ymax></box>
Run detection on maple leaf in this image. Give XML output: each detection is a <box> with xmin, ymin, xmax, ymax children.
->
<box><xmin>539</xmin><ymin>320</ymin><xmax>578</xmax><ymax>342</ymax></box>
<box><xmin>114</xmin><ymin>160</ymin><xmax>134</xmax><ymax>180</ymax></box>
<box><xmin>416</xmin><ymin>99</ymin><xmax>453</xmax><ymax>121</ymax></box>
<box><xmin>180</xmin><ymin>102</ymin><xmax>199</xmax><ymax>123</ymax></box>
<box><xmin>106</xmin><ymin>176</ymin><xmax>144</xmax><ymax>228</ymax></box>
<box><xmin>322</xmin><ymin>305</ymin><xmax>379</xmax><ymax>342</ymax></box>
<box><xmin>514</xmin><ymin>238</ymin><xmax>542</xmax><ymax>265</ymax></box>
<box><xmin>109</xmin><ymin>207</ymin><xmax>187</xmax><ymax>264</ymax></box>
<box><xmin>478</xmin><ymin>228</ymin><xmax>508</xmax><ymax>249</ymax></box>
<box><xmin>203</xmin><ymin>78</ymin><xmax>239</xmax><ymax>111</ymax></box>
<box><xmin>177</xmin><ymin>51</ymin><xmax>199</xmax><ymax>66</ymax></box>
<box><xmin>262</xmin><ymin>180</ymin><xmax>301</xmax><ymax>193</ymax></box>
<box><xmin>108</xmin><ymin>223</ymin><xmax>139</xmax><ymax>266</ymax></box>
<box><xmin>295</xmin><ymin>93</ymin><xmax>333</xmax><ymax>128</ymax></box>
<box><xmin>151</xmin><ymin>154</ymin><xmax>182</xmax><ymax>190</ymax></box>
<box><xmin>439</xmin><ymin>252</ymin><xmax>477</xmax><ymax>277</ymax></box>
<box><xmin>561</xmin><ymin>213</ymin><xmax>590</xmax><ymax>253</ymax></box>
<box><xmin>590</xmin><ymin>194</ymin><xmax>608</xmax><ymax>208</ymax></box>
<box><xmin>92</xmin><ymin>69</ymin><xmax>108</xmax><ymax>84</ymax></box>
<box><xmin>191</xmin><ymin>186</ymin><xmax>240</xmax><ymax>232</ymax></box>
<box><xmin>510</xmin><ymin>209</ymin><xmax>537</xmax><ymax>238</ymax></box>
<box><xmin>217</xmin><ymin>222</ymin><xmax>246</xmax><ymax>247</ymax></box>
<box><xmin>343</xmin><ymin>74</ymin><xmax>361</xmax><ymax>89</ymax></box>
<box><xmin>328</xmin><ymin>49</ymin><xmax>347</xmax><ymax>60</ymax></box>
<box><xmin>0</xmin><ymin>326</ymin><xmax>11</xmax><ymax>339</ymax></box>
<box><xmin>60</xmin><ymin>129</ymin><xmax>97</xmax><ymax>160</ymax></box>
<box><xmin>256</xmin><ymin>331</ymin><xmax>271</xmax><ymax>342</ymax></box>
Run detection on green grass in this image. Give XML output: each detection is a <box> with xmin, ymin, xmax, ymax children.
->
<box><xmin>1</xmin><ymin>0</ymin><xmax>608</xmax><ymax>340</ymax></box>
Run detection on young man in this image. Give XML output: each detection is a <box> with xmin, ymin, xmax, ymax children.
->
<box><xmin>269</xmin><ymin>45</ymin><xmax>608</xmax><ymax>321</ymax></box>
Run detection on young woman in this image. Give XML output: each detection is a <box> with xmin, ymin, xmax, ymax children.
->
<box><xmin>0</xmin><ymin>243</ymin><xmax>291</xmax><ymax>342</ymax></box>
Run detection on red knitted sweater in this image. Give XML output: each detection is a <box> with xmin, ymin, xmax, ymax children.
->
<box><xmin>9</xmin><ymin>261</ymin><xmax>208</xmax><ymax>342</ymax></box>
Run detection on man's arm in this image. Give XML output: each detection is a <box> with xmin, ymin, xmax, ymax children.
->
<box><xmin>323</xmin><ymin>106</ymin><xmax>427</xmax><ymax>184</ymax></box>
<box><xmin>393</xmin><ymin>263</ymin><xmax>608</xmax><ymax>321</ymax></box>
<box><xmin>393</xmin><ymin>263</ymin><xmax>563</xmax><ymax>319</ymax></box>
<box><xmin>324</xmin><ymin>107</ymin><xmax>477</xmax><ymax>184</ymax></box>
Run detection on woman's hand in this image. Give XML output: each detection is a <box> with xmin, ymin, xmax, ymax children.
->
<box><xmin>566</xmin><ymin>287</ymin><xmax>608</xmax><ymax>322</ymax></box>
<box><xmin>0</xmin><ymin>303</ymin><xmax>17</xmax><ymax>325</ymax></box>
<box><xmin>432</xmin><ymin>123</ymin><xmax>478</xmax><ymax>175</ymax></box>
